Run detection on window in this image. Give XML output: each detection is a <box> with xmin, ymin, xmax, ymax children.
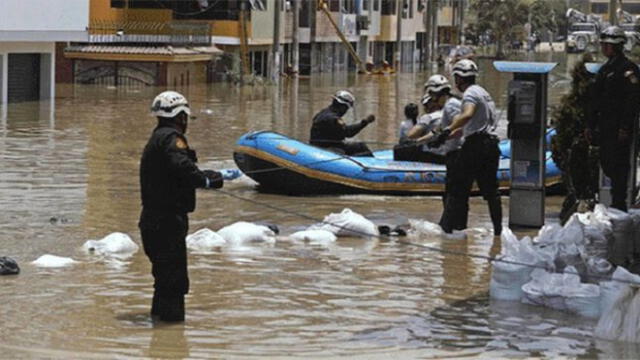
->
<box><xmin>363</xmin><ymin>0</ymin><xmax>369</xmax><ymax>11</ymax></box>
<box><xmin>401</xmin><ymin>0</ymin><xmax>413</xmax><ymax>19</ymax></box>
<box><xmin>381</xmin><ymin>0</ymin><xmax>396</xmax><ymax>15</ymax></box>
<box><xmin>374</xmin><ymin>0</ymin><xmax>380</xmax><ymax>11</ymax></box>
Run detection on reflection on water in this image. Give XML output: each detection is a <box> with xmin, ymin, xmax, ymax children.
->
<box><xmin>0</xmin><ymin>53</ymin><xmax>636</xmax><ymax>358</ymax></box>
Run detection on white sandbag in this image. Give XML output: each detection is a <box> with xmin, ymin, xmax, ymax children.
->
<box><xmin>82</xmin><ymin>232</ymin><xmax>139</xmax><ymax>257</ymax></box>
<box><xmin>407</xmin><ymin>219</ymin><xmax>467</xmax><ymax>240</ymax></box>
<box><xmin>289</xmin><ymin>229</ymin><xmax>337</xmax><ymax>245</ymax></box>
<box><xmin>595</xmin><ymin>267</ymin><xmax>640</xmax><ymax>342</ymax></box>
<box><xmin>600</xmin><ymin>267</ymin><xmax>640</xmax><ymax>314</ymax></box>
<box><xmin>490</xmin><ymin>229</ymin><xmax>539</xmax><ymax>301</ymax></box>
<box><xmin>186</xmin><ymin>228</ymin><xmax>226</xmax><ymax>251</ymax></box>
<box><xmin>620</xmin><ymin>291</ymin><xmax>640</xmax><ymax>343</ymax></box>
<box><xmin>606</xmin><ymin>207</ymin><xmax>635</xmax><ymax>266</ymax></box>
<box><xmin>217</xmin><ymin>221</ymin><xmax>277</xmax><ymax>244</ymax></box>
<box><xmin>595</xmin><ymin>285</ymin><xmax>636</xmax><ymax>341</ymax></box>
<box><xmin>309</xmin><ymin>208</ymin><xmax>378</xmax><ymax>238</ymax></box>
<box><xmin>585</xmin><ymin>257</ymin><xmax>613</xmax><ymax>283</ymax></box>
<box><xmin>564</xmin><ymin>282</ymin><xmax>601</xmax><ymax>318</ymax></box>
<box><xmin>32</xmin><ymin>254</ymin><xmax>77</xmax><ymax>268</ymax></box>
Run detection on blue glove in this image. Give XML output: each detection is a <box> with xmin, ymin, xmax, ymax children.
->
<box><xmin>220</xmin><ymin>168</ymin><xmax>242</xmax><ymax>180</ymax></box>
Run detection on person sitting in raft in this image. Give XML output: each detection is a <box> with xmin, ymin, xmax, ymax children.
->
<box><xmin>393</xmin><ymin>95</ymin><xmax>444</xmax><ymax>163</ymax></box>
<box><xmin>309</xmin><ymin>90</ymin><xmax>376</xmax><ymax>156</ymax></box>
<box><xmin>398</xmin><ymin>103</ymin><xmax>420</xmax><ymax>144</ymax></box>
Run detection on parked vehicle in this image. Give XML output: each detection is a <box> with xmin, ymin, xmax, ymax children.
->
<box><xmin>566</xmin><ymin>8</ymin><xmax>603</xmax><ymax>53</ymax></box>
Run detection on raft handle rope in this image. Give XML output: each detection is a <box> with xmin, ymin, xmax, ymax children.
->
<box><xmin>213</xmin><ymin>187</ymin><xmax>640</xmax><ymax>287</ymax></box>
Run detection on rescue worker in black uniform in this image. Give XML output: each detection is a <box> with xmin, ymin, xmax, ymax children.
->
<box><xmin>310</xmin><ymin>90</ymin><xmax>376</xmax><ymax>156</ymax></box>
<box><xmin>429</xmin><ymin>59</ymin><xmax>502</xmax><ymax>236</ymax></box>
<box><xmin>585</xmin><ymin>26</ymin><xmax>640</xmax><ymax>212</ymax></box>
<box><xmin>139</xmin><ymin>91</ymin><xmax>223</xmax><ymax>322</ymax></box>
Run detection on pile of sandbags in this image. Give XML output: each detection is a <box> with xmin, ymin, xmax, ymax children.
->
<box><xmin>489</xmin><ymin>205</ymin><xmax>640</xmax><ymax>343</ymax></box>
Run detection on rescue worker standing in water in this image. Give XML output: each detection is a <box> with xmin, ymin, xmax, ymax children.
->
<box><xmin>429</xmin><ymin>60</ymin><xmax>502</xmax><ymax>236</ymax></box>
<box><xmin>139</xmin><ymin>91</ymin><xmax>223</xmax><ymax>322</ymax></box>
<box><xmin>585</xmin><ymin>26</ymin><xmax>640</xmax><ymax>212</ymax></box>
<box><xmin>310</xmin><ymin>90</ymin><xmax>376</xmax><ymax>156</ymax></box>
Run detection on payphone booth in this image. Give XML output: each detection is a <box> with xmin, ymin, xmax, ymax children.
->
<box><xmin>585</xmin><ymin>63</ymin><xmax>639</xmax><ymax>209</ymax></box>
<box><xmin>494</xmin><ymin>61</ymin><xmax>557</xmax><ymax>228</ymax></box>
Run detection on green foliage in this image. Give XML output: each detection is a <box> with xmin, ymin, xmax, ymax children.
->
<box><xmin>550</xmin><ymin>54</ymin><xmax>599</xmax><ymax>222</ymax></box>
<box><xmin>469</xmin><ymin>0</ymin><xmax>529</xmax><ymax>58</ymax></box>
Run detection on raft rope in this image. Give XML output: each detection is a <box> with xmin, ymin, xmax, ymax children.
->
<box><xmin>213</xmin><ymin>187</ymin><xmax>640</xmax><ymax>287</ymax></box>
<box><xmin>233</xmin><ymin>138</ymin><xmax>443</xmax><ymax>177</ymax></box>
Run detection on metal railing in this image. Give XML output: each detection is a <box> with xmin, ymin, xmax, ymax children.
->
<box><xmin>88</xmin><ymin>21</ymin><xmax>211</xmax><ymax>45</ymax></box>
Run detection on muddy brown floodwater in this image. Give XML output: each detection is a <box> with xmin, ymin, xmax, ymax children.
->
<box><xmin>1</xmin><ymin>53</ymin><xmax>639</xmax><ymax>358</ymax></box>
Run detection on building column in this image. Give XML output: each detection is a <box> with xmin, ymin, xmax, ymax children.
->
<box><xmin>40</xmin><ymin>53</ymin><xmax>54</xmax><ymax>101</ymax></box>
<box><xmin>0</xmin><ymin>53</ymin><xmax>6</xmax><ymax>105</ymax></box>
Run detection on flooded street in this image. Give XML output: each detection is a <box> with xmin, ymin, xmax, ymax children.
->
<box><xmin>2</xmin><ymin>52</ymin><xmax>639</xmax><ymax>358</ymax></box>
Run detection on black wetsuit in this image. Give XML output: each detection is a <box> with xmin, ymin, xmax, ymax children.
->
<box><xmin>309</xmin><ymin>106</ymin><xmax>373</xmax><ymax>156</ymax></box>
<box><xmin>588</xmin><ymin>54</ymin><xmax>640</xmax><ymax>211</ymax></box>
<box><xmin>139</xmin><ymin>123</ymin><xmax>222</xmax><ymax>321</ymax></box>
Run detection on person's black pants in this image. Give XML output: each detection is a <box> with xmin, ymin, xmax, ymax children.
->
<box><xmin>600</xmin><ymin>139</ymin><xmax>632</xmax><ymax>212</ymax></box>
<box><xmin>439</xmin><ymin>149</ymin><xmax>467</xmax><ymax>230</ymax></box>
<box><xmin>393</xmin><ymin>143</ymin><xmax>446</xmax><ymax>164</ymax></box>
<box><xmin>440</xmin><ymin>133</ymin><xmax>502</xmax><ymax>235</ymax></box>
<box><xmin>139</xmin><ymin>210</ymin><xmax>189</xmax><ymax>321</ymax></box>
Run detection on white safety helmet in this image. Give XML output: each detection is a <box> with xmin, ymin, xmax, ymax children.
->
<box><xmin>451</xmin><ymin>59</ymin><xmax>479</xmax><ymax>78</ymax></box>
<box><xmin>600</xmin><ymin>26</ymin><xmax>626</xmax><ymax>45</ymax></box>
<box><xmin>150</xmin><ymin>91</ymin><xmax>191</xmax><ymax>118</ymax></box>
<box><xmin>421</xmin><ymin>94</ymin><xmax>432</xmax><ymax>105</ymax></box>
<box><xmin>332</xmin><ymin>90</ymin><xmax>356</xmax><ymax>108</ymax></box>
<box><xmin>424</xmin><ymin>74</ymin><xmax>452</xmax><ymax>94</ymax></box>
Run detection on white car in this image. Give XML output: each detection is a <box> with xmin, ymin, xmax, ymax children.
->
<box><xmin>566</xmin><ymin>23</ymin><xmax>599</xmax><ymax>53</ymax></box>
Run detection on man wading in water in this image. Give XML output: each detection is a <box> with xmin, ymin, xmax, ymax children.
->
<box><xmin>139</xmin><ymin>91</ymin><xmax>223</xmax><ymax>322</ymax></box>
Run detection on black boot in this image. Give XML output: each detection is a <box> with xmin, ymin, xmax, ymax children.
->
<box><xmin>157</xmin><ymin>295</ymin><xmax>185</xmax><ymax>322</ymax></box>
<box><xmin>151</xmin><ymin>292</ymin><xmax>160</xmax><ymax>318</ymax></box>
<box><xmin>488</xmin><ymin>196</ymin><xmax>502</xmax><ymax>236</ymax></box>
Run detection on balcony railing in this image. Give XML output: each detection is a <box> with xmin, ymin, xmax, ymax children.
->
<box><xmin>88</xmin><ymin>21</ymin><xmax>211</xmax><ymax>45</ymax></box>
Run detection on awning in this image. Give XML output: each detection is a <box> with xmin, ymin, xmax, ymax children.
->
<box><xmin>64</xmin><ymin>44</ymin><xmax>223</xmax><ymax>62</ymax></box>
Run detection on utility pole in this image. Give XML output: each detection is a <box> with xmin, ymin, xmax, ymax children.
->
<box><xmin>395</xmin><ymin>0</ymin><xmax>403</xmax><ymax>69</ymax></box>
<box><xmin>610</xmin><ymin>0</ymin><xmax>617</xmax><ymax>25</ymax></box>
<box><xmin>271</xmin><ymin>0</ymin><xmax>282</xmax><ymax>84</ymax></box>
<box><xmin>423</xmin><ymin>0</ymin><xmax>432</xmax><ymax>69</ymax></box>
<box><xmin>292</xmin><ymin>0</ymin><xmax>300</xmax><ymax>75</ymax></box>
<box><xmin>458</xmin><ymin>0</ymin><xmax>464</xmax><ymax>44</ymax></box>
<box><xmin>431</xmin><ymin>0</ymin><xmax>439</xmax><ymax>63</ymax></box>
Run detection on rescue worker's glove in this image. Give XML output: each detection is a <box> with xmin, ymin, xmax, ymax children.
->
<box><xmin>362</xmin><ymin>114</ymin><xmax>376</xmax><ymax>125</ymax></box>
<box><xmin>427</xmin><ymin>128</ymin><xmax>451</xmax><ymax>149</ymax></box>
<box><xmin>203</xmin><ymin>170</ymin><xmax>224</xmax><ymax>189</ymax></box>
<box><xmin>400</xmin><ymin>138</ymin><xmax>417</xmax><ymax>147</ymax></box>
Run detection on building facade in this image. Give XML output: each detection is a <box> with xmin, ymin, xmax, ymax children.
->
<box><xmin>0</xmin><ymin>0</ymin><xmax>89</xmax><ymax>103</ymax></box>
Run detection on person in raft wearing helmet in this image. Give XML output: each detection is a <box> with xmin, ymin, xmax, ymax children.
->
<box><xmin>309</xmin><ymin>90</ymin><xmax>376</xmax><ymax>156</ymax></box>
<box><xmin>429</xmin><ymin>59</ymin><xmax>503</xmax><ymax>236</ymax></box>
<box><xmin>139</xmin><ymin>91</ymin><xmax>223</xmax><ymax>322</ymax></box>
<box><xmin>585</xmin><ymin>25</ymin><xmax>640</xmax><ymax>212</ymax></box>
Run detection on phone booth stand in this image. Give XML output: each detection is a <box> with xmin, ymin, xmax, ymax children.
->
<box><xmin>494</xmin><ymin>61</ymin><xmax>557</xmax><ymax>228</ymax></box>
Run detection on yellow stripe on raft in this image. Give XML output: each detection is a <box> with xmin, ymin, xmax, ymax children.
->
<box><xmin>235</xmin><ymin>145</ymin><xmax>563</xmax><ymax>193</ymax></box>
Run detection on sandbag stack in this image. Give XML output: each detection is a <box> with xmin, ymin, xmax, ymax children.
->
<box><xmin>489</xmin><ymin>205</ymin><xmax>640</xmax><ymax>343</ymax></box>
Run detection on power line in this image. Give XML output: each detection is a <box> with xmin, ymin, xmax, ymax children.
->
<box><xmin>213</xmin><ymin>187</ymin><xmax>639</xmax><ymax>287</ymax></box>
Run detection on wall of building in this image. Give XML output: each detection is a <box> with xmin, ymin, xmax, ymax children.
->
<box><xmin>0</xmin><ymin>0</ymin><xmax>89</xmax><ymax>32</ymax></box>
<box><xmin>0</xmin><ymin>42</ymin><xmax>55</xmax><ymax>104</ymax></box>
<box><xmin>251</xmin><ymin>0</ymin><xmax>279</xmax><ymax>43</ymax></box>
<box><xmin>167</xmin><ymin>62</ymin><xmax>208</xmax><ymax>88</ymax></box>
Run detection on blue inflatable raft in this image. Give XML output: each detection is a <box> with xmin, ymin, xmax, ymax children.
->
<box><xmin>233</xmin><ymin>130</ymin><xmax>562</xmax><ymax>195</ymax></box>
